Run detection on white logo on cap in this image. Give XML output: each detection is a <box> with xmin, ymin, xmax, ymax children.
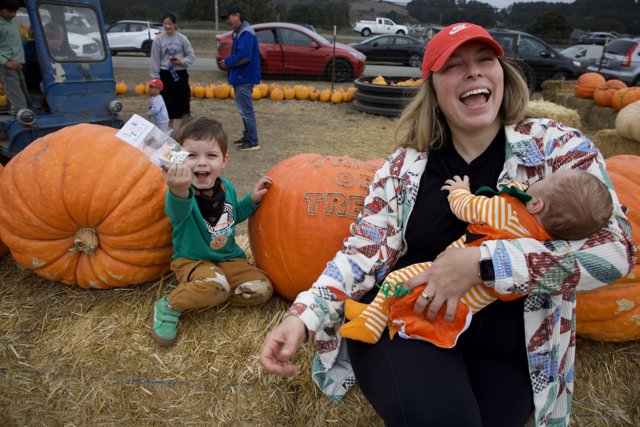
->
<box><xmin>449</xmin><ymin>24</ymin><xmax>470</xmax><ymax>35</ymax></box>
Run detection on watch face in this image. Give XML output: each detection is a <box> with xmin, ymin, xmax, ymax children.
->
<box><xmin>480</xmin><ymin>259</ymin><xmax>495</xmax><ymax>281</ymax></box>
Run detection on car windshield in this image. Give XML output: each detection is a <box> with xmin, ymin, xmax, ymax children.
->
<box><xmin>38</xmin><ymin>3</ymin><xmax>105</xmax><ymax>62</ymax></box>
<box><xmin>560</xmin><ymin>46</ymin><xmax>583</xmax><ymax>57</ymax></box>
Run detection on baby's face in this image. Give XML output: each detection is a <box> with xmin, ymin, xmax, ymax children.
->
<box><xmin>149</xmin><ymin>86</ymin><xmax>160</xmax><ymax>95</ymax></box>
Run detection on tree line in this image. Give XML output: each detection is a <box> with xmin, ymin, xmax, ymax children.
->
<box><xmin>101</xmin><ymin>0</ymin><xmax>640</xmax><ymax>38</ymax></box>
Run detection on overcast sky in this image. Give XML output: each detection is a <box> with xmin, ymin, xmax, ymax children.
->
<box><xmin>474</xmin><ymin>0</ymin><xmax>574</xmax><ymax>10</ymax></box>
<box><xmin>385</xmin><ymin>0</ymin><xmax>575</xmax><ymax>10</ymax></box>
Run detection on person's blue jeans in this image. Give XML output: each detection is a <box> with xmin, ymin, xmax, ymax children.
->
<box><xmin>233</xmin><ymin>84</ymin><xmax>258</xmax><ymax>146</ymax></box>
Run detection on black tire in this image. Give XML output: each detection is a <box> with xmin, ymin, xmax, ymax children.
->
<box><xmin>550</xmin><ymin>71</ymin><xmax>569</xmax><ymax>81</ymax></box>
<box><xmin>142</xmin><ymin>40</ymin><xmax>152</xmax><ymax>57</ymax></box>
<box><xmin>361</xmin><ymin>28</ymin><xmax>371</xmax><ymax>37</ymax></box>
<box><xmin>396</xmin><ymin>30</ymin><xmax>406</xmax><ymax>35</ymax></box>
<box><xmin>407</xmin><ymin>53</ymin><xmax>422</xmax><ymax>68</ymax></box>
<box><xmin>327</xmin><ymin>59</ymin><xmax>353</xmax><ymax>83</ymax></box>
<box><xmin>511</xmin><ymin>60</ymin><xmax>536</xmax><ymax>94</ymax></box>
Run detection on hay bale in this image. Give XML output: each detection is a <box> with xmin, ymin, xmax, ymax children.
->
<box><xmin>591</xmin><ymin>129</ymin><xmax>640</xmax><ymax>158</ymax></box>
<box><xmin>525</xmin><ymin>99</ymin><xmax>582</xmax><ymax>129</ymax></box>
<box><xmin>0</xmin><ymin>247</ymin><xmax>638</xmax><ymax>426</ymax></box>
<box><xmin>539</xmin><ymin>83</ymin><xmax>618</xmax><ymax>132</ymax></box>
<box><xmin>541</xmin><ymin>80</ymin><xmax>576</xmax><ymax>98</ymax></box>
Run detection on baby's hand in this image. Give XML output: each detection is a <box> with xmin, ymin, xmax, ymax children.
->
<box><xmin>251</xmin><ymin>176</ymin><xmax>273</xmax><ymax>204</ymax></box>
<box><xmin>441</xmin><ymin>175</ymin><xmax>470</xmax><ymax>193</ymax></box>
<box><xmin>165</xmin><ymin>163</ymin><xmax>191</xmax><ymax>198</ymax></box>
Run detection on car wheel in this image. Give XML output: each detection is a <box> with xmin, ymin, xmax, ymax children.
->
<box><xmin>142</xmin><ymin>40</ymin><xmax>152</xmax><ymax>57</ymax></box>
<box><xmin>361</xmin><ymin>28</ymin><xmax>371</xmax><ymax>37</ymax></box>
<box><xmin>327</xmin><ymin>59</ymin><xmax>353</xmax><ymax>83</ymax></box>
<box><xmin>407</xmin><ymin>53</ymin><xmax>422</xmax><ymax>68</ymax></box>
<box><xmin>396</xmin><ymin>30</ymin><xmax>406</xmax><ymax>35</ymax></box>
<box><xmin>512</xmin><ymin>60</ymin><xmax>536</xmax><ymax>94</ymax></box>
<box><xmin>550</xmin><ymin>71</ymin><xmax>569</xmax><ymax>81</ymax></box>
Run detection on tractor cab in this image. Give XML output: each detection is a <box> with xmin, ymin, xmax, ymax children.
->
<box><xmin>0</xmin><ymin>0</ymin><xmax>122</xmax><ymax>161</ymax></box>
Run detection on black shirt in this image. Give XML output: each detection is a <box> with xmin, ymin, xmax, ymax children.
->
<box><xmin>394</xmin><ymin>128</ymin><xmax>506</xmax><ymax>271</ymax></box>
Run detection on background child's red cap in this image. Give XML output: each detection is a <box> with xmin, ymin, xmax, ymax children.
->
<box><xmin>147</xmin><ymin>78</ymin><xmax>164</xmax><ymax>91</ymax></box>
<box><xmin>422</xmin><ymin>23</ymin><xmax>504</xmax><ymax>79</ymax></box>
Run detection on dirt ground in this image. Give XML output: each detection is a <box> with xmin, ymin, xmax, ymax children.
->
<box><xmin>114</xmin><ymin>67</ymin><xmax>397</xmax><ymax>233</ymax></box>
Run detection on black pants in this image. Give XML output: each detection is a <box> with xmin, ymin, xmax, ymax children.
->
<box><xmin>346</xmin><ymin>289</ymin><xmax>534</xmax><ymax>427</ymax></box>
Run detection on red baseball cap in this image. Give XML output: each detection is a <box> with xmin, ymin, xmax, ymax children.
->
<box><xmin>422</xmin><ymin>23</ymin><xmax>504</xmax><ymax>79</ymax></box>
<box><xmin>147</xmin><ymin>78</ymin><xmax>164</xmax><ymax>91</ymax></box>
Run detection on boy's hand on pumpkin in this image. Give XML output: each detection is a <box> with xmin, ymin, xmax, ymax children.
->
<box><xmin>165</xmin><ymin>163</ymin><xmax>191</xmax><ymax>198</ymax></box>
<box><xmin>441</xmin><ymin>175</ymin><xmax>470</xmax><ymax>193</ymax></box>
<box><xmin>251</xmin><ymin>176</ymin><xmax>273</xmax><ymax>204</ymax></box>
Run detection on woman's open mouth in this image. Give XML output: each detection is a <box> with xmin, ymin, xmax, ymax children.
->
<box><xmin>459</xmin><ymin>88</ymin><xmax>491</xmax><ymax>107</ymax></box>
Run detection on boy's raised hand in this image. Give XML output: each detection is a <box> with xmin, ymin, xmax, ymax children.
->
<box><xmin>441</xmin><ymin>175</ymin><xmax>470</xmax><ymax>194</ymax></box>
<box><xmin>251</xmin><ymin>176</ymin><xmax>273</xmax><ymax>204</ymax></box>
<box><xmin>165</xmin><ymin>163</ymin><xmax>192</xmax><ymax>199</ymax></box>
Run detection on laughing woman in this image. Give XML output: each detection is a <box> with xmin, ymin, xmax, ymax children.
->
<box><xmin>150</xmin><ymin>13</ymin><xmax>195</xmax><ymax>130</ymax></box>
<box><xmin>260</xmin><ymin>23</ymin><xmax>635</xmax><ymax>426</ymax></box>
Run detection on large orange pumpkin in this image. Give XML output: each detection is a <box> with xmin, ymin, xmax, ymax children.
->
<box><xmin>574</xmin><ymin>72</ymin><xmax>605</xmax><ymax>99</ymax></box>
<box><xmin>248</xmin><ymin>154</ymin><xmax>384</xmax><ymax>301</ymax></box>
<box><xmin>0</xmin><ymin>163</ymin><xmax>8</xmax><ymax>257</ymax></box>
<box><xmin>576</xmin><ymin>155</ymin><xmax>640</xmax><ymax>341</ymax></box>
<box><xmin>0</xmin><ymin>124</ymin><xmax>173</xmax><ymax>288</ymax></box>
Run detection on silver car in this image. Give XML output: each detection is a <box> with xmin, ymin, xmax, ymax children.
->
<box><xmin>587</xmin><ymin>38</ymin><xmax>640</xmax><ymax>86</ymax></box>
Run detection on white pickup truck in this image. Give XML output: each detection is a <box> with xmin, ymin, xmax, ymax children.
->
<box><xmin>353</xmin><ymin>17</ymin><xmax>408</xmax><ymax>37</ymax></box>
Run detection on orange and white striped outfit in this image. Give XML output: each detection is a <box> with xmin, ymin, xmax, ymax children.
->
<box><xmin>340</xmin><ymin>183</ymin><xmax>552</xmax><ymax>348</ymax></box>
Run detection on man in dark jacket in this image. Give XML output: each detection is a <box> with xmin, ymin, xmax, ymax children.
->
<box><xmin>218</xmin><ymin>4</ymin><xmax>261</xmax><ymax>151</ymax></box>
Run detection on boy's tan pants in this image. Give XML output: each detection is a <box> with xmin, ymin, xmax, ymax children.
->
<box><xmin>167</xmin><ymin>257</ymin><xmax>272</xmax><ymax>312</ymax></box>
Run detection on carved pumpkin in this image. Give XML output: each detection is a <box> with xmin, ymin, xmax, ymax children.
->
<box><xmin>0</xmin><ymin>124</ymin><xmax>173</xmax><ymax>288</ymax></box>
<box><xmin>248</xmin><ymin>154</ymin><xmax>384</xmax><ymax>301</ymax></box>
<box><xmin>576</xmin><ymin>155</ymin><xmax>640</xmax><ymax>341</ymax></box>
<box><xmin>574</xmin><ymin>72</ymin><xmax>605</xmax><ymax>99</ymax></box>
<box><xmin>615</xmin><ymin>101</ymin><xmax>640</xmax><ymax>143</ymax></box>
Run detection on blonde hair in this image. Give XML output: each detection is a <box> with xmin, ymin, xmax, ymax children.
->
<box><xmin>540</xmin><ymin>170</ymin><xmax>613</xmax><ymax>240</ymax></box>
<box><xmin>394</xmin><ymin>58</ymin><xmax>530</xmax><ymax>151</ymax></box>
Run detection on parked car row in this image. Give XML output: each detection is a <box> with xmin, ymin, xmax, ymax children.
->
<box><xmin>216</xmin><ymin>22</ymin><xmax>366</xmax><ymax>82</ymax></box>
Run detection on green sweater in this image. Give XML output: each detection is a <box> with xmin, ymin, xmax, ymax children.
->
<box><xmin>165</xmin><ymin>177</ymin><xmax>257</xmax><ymax>261</ymax></box>
<box><xmin>0</xmin><ymin>16</ymin><xmax>24</xmax><ymax>65</ymax></box>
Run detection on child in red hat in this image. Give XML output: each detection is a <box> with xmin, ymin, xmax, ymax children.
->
<box><xmin>147</xmin><ymin>78</ymin><xmax>170</xmax><ymax>134</ymax></box>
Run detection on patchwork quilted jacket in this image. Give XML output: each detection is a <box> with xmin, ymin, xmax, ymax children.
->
<box><xmin>287</xmin><ymin>118</ymin><xmax>636</xmax><ymax>426</ymax></box>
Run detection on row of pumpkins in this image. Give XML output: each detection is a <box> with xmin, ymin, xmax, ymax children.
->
<box><xmin>115</xmin><ymin>81</ymin><xmax>356</xmax><ymax>104</ymax></box>
<box><xmin>0</xmin><ymin>125</ymin><xmax>638</xmax><ymax>342</ymax></box>
<box><xmin>574</xmin><ymin>72</ymin><xmax>640</xmax><ymax>143</ymax></box>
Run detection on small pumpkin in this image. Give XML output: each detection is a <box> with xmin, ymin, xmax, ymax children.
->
<box><xmin>115</xmin><ymin>81</ymin><xmax>128</xmax><ymax>95</ymax></box>
<box><xmin>309</xmin><ymin>89</ymin><xmax>320</xmax><ymax>101</ymax></box>
<box><xmin>134</xmin><ymin>83</ymin><xmax>145</xmax><ymax>96</ymax></box>
<box><xmin>593</xmin><ymin>79</ymin><xmax>627</xmax><ymax>108</ymax></box>
<box><xmin>319</xmin><ymin>88</ymin><xmax>332</xmax><ymax>102</ymax></box>
<box><xmin>214</xmin><ymin>83</ymin><xmax>230</xmax><ymax>99</ymax></box>
<box><xmin>205</xmin><ymin>84</ymin><xmax>215</xmax><ymax>99</ymax></box>
<box><xmin>248</xmin><ymin>154</ymin><xmax>384</xmax><ymax>301</ymax></box>
<box><xmin>574</xmin><ymin>72</ymin><xmax>605</xmax><ymax>99</ymax></box>
<box><xmin>331</xmin><ymin>90</ymin><xmax>344</xmax><ymax>104</ymax></box>
<box><xmin>257</xmin><ymin>82</ymin><xmax>269</xmax><ymax>97</ymax></box>
<box><xmin>295</xmin><ymin>86</ymin><xmax>310</xmax><ymax>100</ymax></box>
<box><xmin>270</xmin><ymin>87</ymin><xmax>284</xmax><ymax>101</ymax></box>
<box><xmin>615</xmin><ymin>100</ymin><xmax>640</xmax><ymax>143</ymax></box>
<box><xmin>0</xmin><ymin>124</ymin><xmax>173</xmax><ymax>288</ymax></box>
<box><xmin>252</xmin><ymin>86</ymin><xmax>262</xmax><ymax>100</ymax></box>
<box><xmin>193</xmin><ymin>84</ymin><xmax>206</xmax><ymax>98</ymax></box>
<box><xmin>576</xmin><ymin>155</ymin><xmax>640</xmax><ymax>341</ymax></box>
<box><xmin>283</xmin><ymin>87</ymin><xmax>295</xmax><ymax>100</ymax></box>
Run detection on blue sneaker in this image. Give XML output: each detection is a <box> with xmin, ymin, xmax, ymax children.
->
<box><xmin>150</xmin><ymin>295</ymin><xmax>181</xmax><ymax>346</ymax></box>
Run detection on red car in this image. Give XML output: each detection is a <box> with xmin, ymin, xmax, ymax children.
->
<box><xmin>216</xmin><ymin>22</ymin><xmax>366</xmax><ymax>82</ymax></box>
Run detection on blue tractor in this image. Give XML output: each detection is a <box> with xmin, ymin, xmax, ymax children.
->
<box><xmin>0</xmin><ymin>0</ymin><xmax>122</xmax><ymax>162</ymax></box>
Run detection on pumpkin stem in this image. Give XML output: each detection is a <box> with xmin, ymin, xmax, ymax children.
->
<box><xmin>70</xmin><ymin>227</ymin><xmax>99</xmax><ymax>255</ymax></box>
